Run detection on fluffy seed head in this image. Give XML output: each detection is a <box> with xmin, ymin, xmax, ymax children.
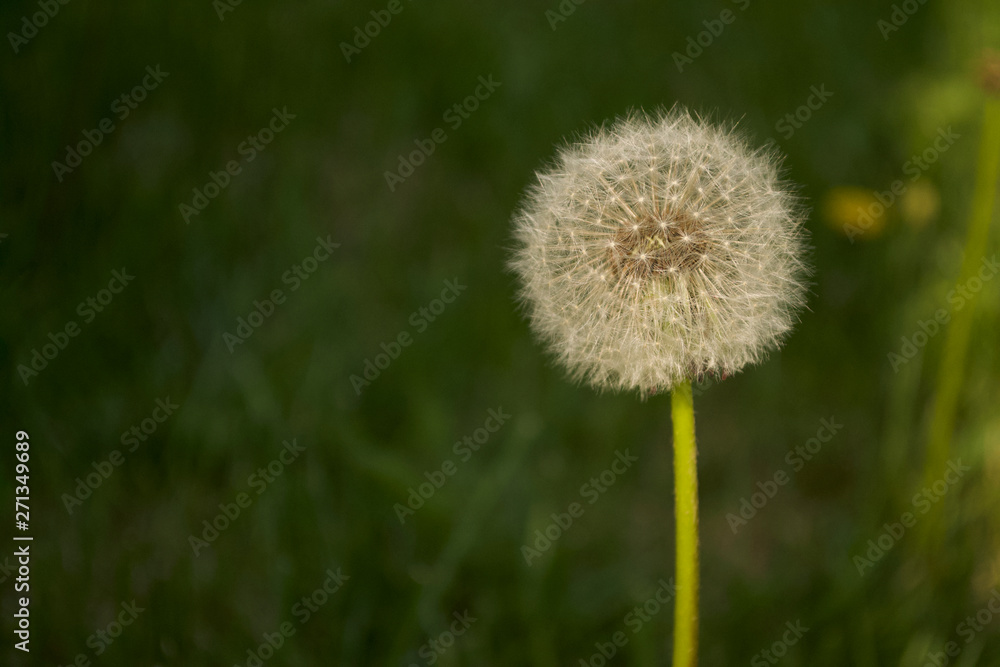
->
<box><xmin>509</xmin><ymin>108</ymin><xmax>810</xmax><ymax>396</ymax></box>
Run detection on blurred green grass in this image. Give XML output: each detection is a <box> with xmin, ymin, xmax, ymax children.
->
<box><xmin>2</xmin><ymin>0</ymin><xmax>1000</xmax><ymax>664</ymax></box>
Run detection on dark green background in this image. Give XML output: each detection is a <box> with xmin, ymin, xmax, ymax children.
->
<box><xmin>2</xmin><ymin>0</ymin><xmax>999</xmax><ymax>664</ymax></box>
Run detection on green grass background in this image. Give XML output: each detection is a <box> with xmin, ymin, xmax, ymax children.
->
<box><xmin>2</xmin><ymin>0</ymin><xmax>1000</xmax><ymax>664</ymax></box>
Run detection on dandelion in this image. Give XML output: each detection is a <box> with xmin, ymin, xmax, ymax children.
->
<box><xmin>511</xmin><ymin>108</ymin><xmax>809</xmax><ymax>396</ymax></box>
<box><xmin>509</xmin><ymin>107</ymin><xmax>810</xmax><ymax>666</ymax></box>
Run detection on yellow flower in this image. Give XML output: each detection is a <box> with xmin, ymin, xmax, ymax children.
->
<box><xmin>823</xmin><ymin>187</ymin><xmax>887</xmax><ymax>240</ymax></box>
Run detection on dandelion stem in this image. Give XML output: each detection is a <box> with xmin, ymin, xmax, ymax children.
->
<box><xmin>920</xmin><ymin>97</ymin><xmax>1000</xmax><ymax>543</ymax></box>
<box><xmin>671</xmin><ymin>379</ymin><xmax>699</xmax><ymax>667</ymax></box>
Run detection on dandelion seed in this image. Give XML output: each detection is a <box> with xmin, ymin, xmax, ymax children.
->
<box><xmin>509</xmin><ymin>107</ymin><xmax>810</xmax><ymax>396</ymax></box>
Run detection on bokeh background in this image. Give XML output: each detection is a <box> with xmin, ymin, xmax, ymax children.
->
<box><xmin>2</xmin><ymin>0</ymin><xmax>1000</xmax><ymax>664</ymax></box>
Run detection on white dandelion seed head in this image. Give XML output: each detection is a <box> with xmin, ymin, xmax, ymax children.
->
<box><xmin>509</xmin><ymin>107</ymin><xmax>810</xmax><ymax>396</ymax></box>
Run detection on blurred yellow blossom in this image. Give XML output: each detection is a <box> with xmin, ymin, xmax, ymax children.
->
<box><xmin>823</xmin><ymin>186</ymin><xmax>887</xmax><ymax>241</ymax></box>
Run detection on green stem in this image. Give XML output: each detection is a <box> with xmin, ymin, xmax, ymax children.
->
<box><xmin>671</xmin><ymin>379</ymin><xmax>699</xmax><ymax>667</ymax></box>
<box><xmin>921</xmin><ymin>98</ymin><xmax>1000</xmax><ymax>541</ymax></box>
